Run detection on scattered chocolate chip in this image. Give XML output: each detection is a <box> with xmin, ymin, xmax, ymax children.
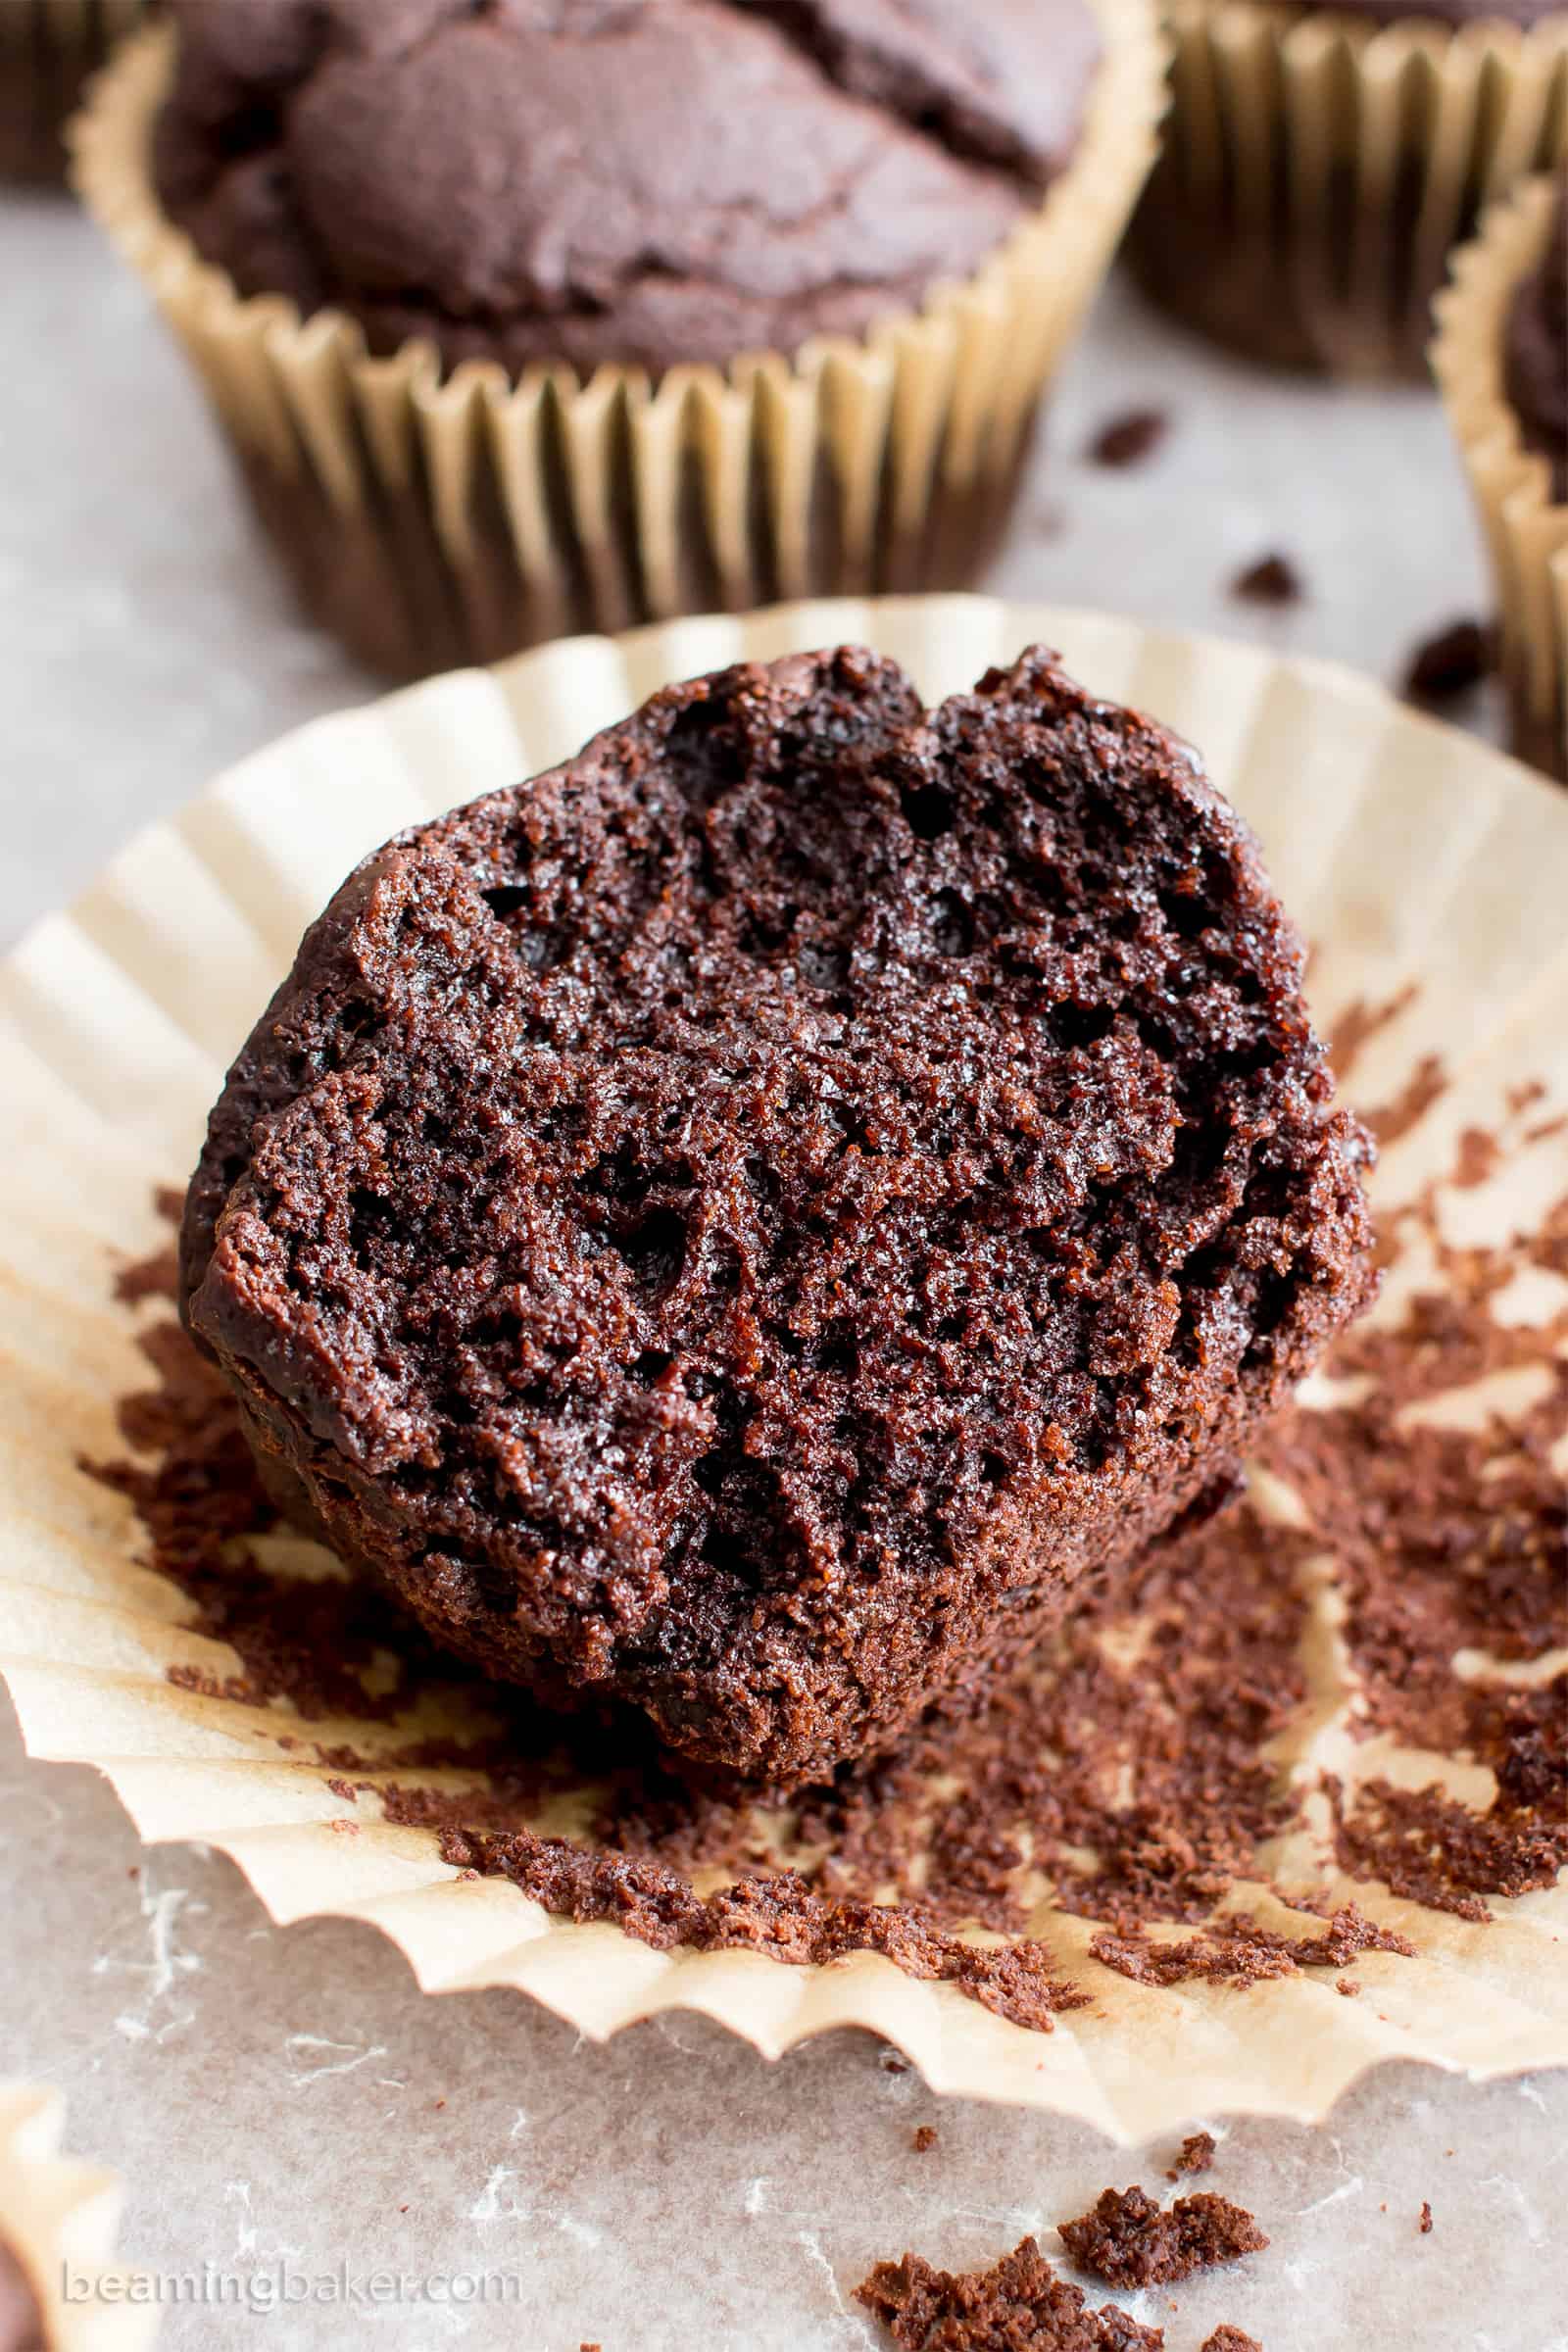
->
<box><xmin>1402</xmin><ymin>618</ymin><xmax>1494</xmax><ymax>706</ymax></box>
<box><xmin>1058</xmin><ymin>2186</ymin><xmax>1268</xmax><ymax>2288</ymax></box>
<box><xmin>1087</xmin><ymin>409</ymin><xmax>1168</xmax><ymax>468</ymax></box>
<box><xmin>1419</xmin><ymin>2202</ymin><xmax>1434</xmax><ymax>2234</ymax></box>
<box><xmin>1231</xmin><ymin>554</ymin><xmax>1302</xmax><ymax>607</ymax></box>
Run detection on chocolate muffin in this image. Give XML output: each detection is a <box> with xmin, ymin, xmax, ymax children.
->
<box><xmin>180</xmin><ymin>646</ymin><xmax>1377</xmax><ymax>1783</ymax></box>
<box><xmin>151</xmin><ymin>0</ymin><xmax>1102</xmax><ymax>378</ymax></box>
<box><xmin>1505</xmin><ymin>170</ymin><xmax>1568</xmax><ymax>501</ymax></box>
<box><xmin>1128</xmin><ymin>0</ymin><xmax>1568</xmax><ymax>377</ymax></box>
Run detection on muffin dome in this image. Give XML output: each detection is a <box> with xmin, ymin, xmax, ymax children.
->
<box><xmin>153</xmin><ymin>0</ymin><xmax>1102</xmax><ymax>376</ymax></box>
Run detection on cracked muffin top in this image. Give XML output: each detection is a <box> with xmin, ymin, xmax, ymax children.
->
<box><xmin>179</xmin><ymin>645</ymin><xmax>1376</xmax><ymax>1784</ymax></box>
<box><xmin>151</xmin><ymin>0</ymin><xmax>1103</xmax><ymax>376</ymax></box>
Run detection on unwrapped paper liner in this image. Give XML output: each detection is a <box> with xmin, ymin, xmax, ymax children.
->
<box><xmin>68</xmin><ymin>14</ymin><xmax>1162</xmax><ymax>680</ymax></box>
<box><xmin>1433</xmin><ymin>172</ymin><xmax>1568</xmax><ymax>782</ymax></box>
<box><xmin>1</xmin><ymin>597</ymin><xmax>1566</xmax><ymax>2132</ymax></box>
<box><xmin>1128</xmin><ymin>0</ymin><xmax>1568</xmax><ymax>377</ymax></box>
<box><xmin>0</xmin><ymin>2083</ymin><xmax>153</xmax><ymax>2351</ymax></box>
<box><xmin>0</xmin><ymin>0</ymin><xmax>147</xmax><ymax>182</ymax></box>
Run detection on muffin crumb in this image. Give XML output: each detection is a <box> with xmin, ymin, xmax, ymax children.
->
<box><xmin>1058</xmin><ymin>2186</ymin><xmax>1267</xmax><ymax>2287</ymax></box>
<box><xmin>1402</xmin><ymin>617</ymin><xmax>1494</xmax><ymax>705</ymax></box>
<box><xmin>1231</xmin><ymin>554</ymin><xmax>1302</xmax><ymax>606</ymax></box>
<box><xmin>1088</xmin><ymin>409</ymin><xmax>1169</xmax><ymax>467</ymax></box>
<box><xmin>857</xmin><ymin>2236</ymin><xmax>1162</xmax><ymax>2348</ymax></box>
<box><xmin>1165</xmin><ymin>2132</ymin><xmax>1216</xmax><ymax>2180</ymax></box>
<box><xmin>912</xmin><ymin>2126</ymin><xmax>940</xmax><ymax>2154</ymax></box>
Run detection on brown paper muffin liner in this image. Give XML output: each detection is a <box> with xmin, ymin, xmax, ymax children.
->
<box><xmin>2</xmin><ymin>596</ymin><xmax>1565</xmax><ymax>2127</ymax></box>
<box><xmin>1432</xmin><ymin>173</ymin><xmax>1568</xmax><ymax>781</ymax></box>
<box><xmin>0</xmin><ymin>2084</ymin><xmax>152</xmax><ymax>2350</ymax></box>
<box><xmin>68</xmin><ymin>13</ymin><xmax>1163</xmax><ymax>683</ymax></box>
<box><xmin>1128</xmin><ymin>0</ymin><xmax>1568</xmax><ymax>376</ymax></box>
<box><xmin>0</xmin><ymin>0</ymin><xmax>146</xmax><ymax>182</ymax></box>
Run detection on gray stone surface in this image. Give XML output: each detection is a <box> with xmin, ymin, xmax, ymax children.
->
<box><xmin>1</xmin><ymin>187</ymin><xmax>1558</xmax><ymax>2352</ymax></box>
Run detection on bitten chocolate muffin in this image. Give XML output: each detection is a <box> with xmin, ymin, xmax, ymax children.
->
<box><xmin>180</xmin><ymin>646</ymin><xmax>1376</xmax><ymax>1783</ymax></box>
<box><xmin>1505</xmin><ymin>170</ymin><xmax>1568</xmax><ymax>500</ymax></box>
<box><xmin>151</xmin><ymin>0</ymin><xmax>1102</xmax><ymax>376</ymax></box>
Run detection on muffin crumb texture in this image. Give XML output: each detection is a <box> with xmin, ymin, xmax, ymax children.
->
<box><xmin>1057</xmin><ymin>2185</ymin><xmax>1268</xmax><ymax>2288</ymax></box>
<box><xmin>180</xmin><ymin>644</ymin><xmax>1375</xmax><ymax>1782</ymax></box>
<box><xmin>857</xmin><ymin>2235</ymin><xmax>1163</xmax><ymax>2349</ymax></box>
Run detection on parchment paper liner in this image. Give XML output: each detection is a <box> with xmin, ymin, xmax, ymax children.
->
<box><xmin>2</xmin><ymin>596</ymin><xmax>1565</xmax><ymax>2131</ymax></box>
<box><xmin>1433</xmin><ymin>172</ymin><xmax>1568</xmax><ymax>781</ymax></box>
<box><xmin>1127</xmin><ymin>0</ymin><xmax>1568</xmax><ymax>376</ymax></box>
<box><xmin>0</xmin><ymin>0</ymin><xmax>145</xmax><ymax>182</ymax></box>
<box><xmin>0</xmin><ymin>2084</ymin><xmax>152</xmax><ymax>2351</ymax></box>
<box><xmin>68</xmin><ymin>16</ymin><xmax>1162</xmax><ymax>683</ymax></box>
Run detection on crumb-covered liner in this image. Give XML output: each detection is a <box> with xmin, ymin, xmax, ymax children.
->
<box><xmin>1128</xmin><ymin>0</ymin><xmax>1568</xmax><ymax>377</ymax></box>
<box><xmin>67</xmin><ymin>15</ymin><xmax>1163</xmax><ymax>682</ymax></box>
<box><xmin>1</xmin><ymin>597</ymin><xmax>1565</xmax><ymax>2130</ymax></box>
<box><xmin>0</xmin><ymin>0</ymin><xmax>146</xmax><ymax>182</ymax></box>
<box><xmin>1433</xmin><ymin>173</ymin><xmax>1568</xmax><ymax>781</ymax></box>
<box><xmin>0</xmin><ymin>2084</ymin><xmax>153</xmax><ymax>2351</ymax></box>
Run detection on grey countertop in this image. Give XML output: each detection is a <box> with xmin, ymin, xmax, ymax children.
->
<box><xmin>3</xmin><ymin>186</ymin><xmax>1561</xmax><ymax>2352</ymax></box>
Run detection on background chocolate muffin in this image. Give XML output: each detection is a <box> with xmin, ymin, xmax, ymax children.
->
<box><xmin>1129</xmin><ymin>0</ymin><xmax>1568</xmax><ymax>376</ymax></box>
<box><xmin>180</xmin><ymin>644</ymin><xmax>1377</xmax><ymax>1785</ymax></box>
<box><xmin>152</xmin><ymin>0</ymin><xmax>1102</xmax><ymax>377</ymax></box>
<box><xmin>1435</xmin><ymin>169</ymin><xmax>1568</xmax><ymax>782</ymax></box>
<box><xmin>74</xmin><ymin>0</ymin><xmax>1163</xmax><ymax>678</ymax></box>
<box><xmin>1505</xmin><ymin>171</ymin><xmax>1567</xmax><ymax>499</ymax></box>
<box><xmin>0</xmin><ymin>0</ymin><xmax>149</xmax><ymax>181</ymax></box>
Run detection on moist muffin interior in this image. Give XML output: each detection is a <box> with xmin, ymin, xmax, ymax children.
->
<box><xmin>181</xmin><ymin>645</ymin><xmax>1376</xmax><ymax>1782</ymax></box>
<box><xmin>152</xmin><ymin>0</ymin><xmax>1103</xmax><ymax>377</ymax></box>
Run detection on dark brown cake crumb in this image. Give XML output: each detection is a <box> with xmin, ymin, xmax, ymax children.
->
<box><xmin>1230</xmin><ymin>555</ymin><xmax>1302</xmax><ymax>607</ymax></box>
<box><xmin>1200</xmin><ymin>2330</ymin><xmax>1261</xmax><ymax>2352</ymax></box>
<box><xmin>1401</xmin><ymin>618</ymin><xmax>1494</xmax><ymax>706</ymax></box>
<box><xmin>1087</xmin><ymin>410</ymin><xmax>1168</xmax><ymax>468</ymax></box>
<box><xmin>912</xmin><ymin>2126</ymin><xmax>940</xmax><ymax>2153</ymax></box>
<box><xmin>1419</xmin><ymin>2202</ymin><xmax>1434</xmax><ymax>2234</ymax></box>
<box><xmin>857</xmin><ymin>2237</ymin><xmax>1162</xmax><ymax>2349</ymax></box>
<box><xmin>1057</xmin><ymin>2187</ymin><xmax>1267</xmax><ymax>2288</ymax></box>
<box><xmin>1166</xmin><ymin>2132</ymin><xmax>1215</xmax><ymax>2180</ymax></box>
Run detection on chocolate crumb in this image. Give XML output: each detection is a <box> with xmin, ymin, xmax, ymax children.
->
<box><xmin>1200</xmin><ymin>2331</ymin><xmax>1261</xmax><ymax>2352</ymax></box>
<box><xmin>1231</xmin><ymin>555</ymin><xmax>1302</xmax><ymax>607</ymax></box>
<box><xmin>1419</xmin><ymin>2203</ymin><xmax>1433</xmax><ymax>2234</ymax></box>
<box><xmin>1166</xmin><ymin>2132</ymin><xmax>1215</xmax><ymax>2181</ymax></box>
<box><xmin>912</xmin><ymin>2126</ymin><xmax>939</xmax><ymax>2154</ymax></box>
<box><xmin>856</xmin><ymin>2237</ymin><xmax>1162</xmax><ymax>2349</ymax></box>
<box><xmin>1058</xmin><ymin>2187</ymin><xmax>1267</xmax><ymax>2288</ymax></box>
<box><xmin>1402</xmin><ymin>618</ymin><xmax>1493</xmax><ymax>706</ymax></box>
<box><xmin>1087</xmin><ymin>409</ymin><xmax>1168</xmax><ymax>468</ymax></box>
<box><xmin>881</xmin><ymin>2052</ymin><xmax>911</xmax><ymax>2076</ymax></box>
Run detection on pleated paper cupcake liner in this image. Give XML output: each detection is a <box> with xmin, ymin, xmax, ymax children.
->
<box><xmin>68</xmin><ymin>12</ymin><xmax>1163</xmax><ymax>683</ymax></box>
<box><xmin>1433</xmin><ymin>172</ymin><xmax>1568</xmax><ymax>782</ymax></box>
<box><xmin>0</xmin><ymin>0</ymin><xmax>146</xmax><ymax>182</ymax></box>
<box><xmin>1128</xmin><ymin>0</ymin><xmax>1568</xmax><ymax>377</ymax></box>
<box><xmin>2</xmin><ymin>597</ymin><xmax>1565</xmax><ymax>2129</ymax></box>
<box><xmin>0</xmin><ymin>2084</ymin><xmax>152</xmax><ymax>2350</ymax></box>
